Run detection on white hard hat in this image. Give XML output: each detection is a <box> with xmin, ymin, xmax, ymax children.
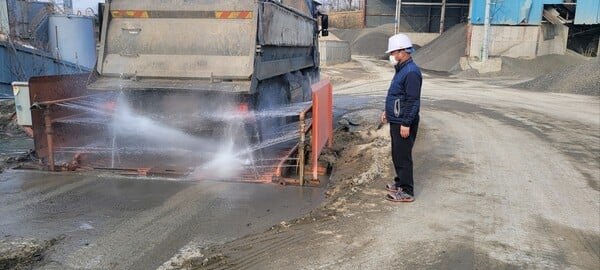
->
<box><xmin>386</xmin><ymin>34</ymin><xmax>413</xmax><ymax>53</ymax></box>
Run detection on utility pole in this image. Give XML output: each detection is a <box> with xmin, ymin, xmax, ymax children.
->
<box><xmin>482</xmin><ymin>0</ymin><xmax>491</xmax><ymax>61</ymax></box>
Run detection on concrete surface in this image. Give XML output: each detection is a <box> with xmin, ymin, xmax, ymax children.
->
<box><xmin>536</xmin><ymin>24</ymin><xmax>569</xmax><ymax>56</ymax></box>
<box><xmin>460</xmin><ymin>57</ymin><xmax>502</xmax><ymax>73</ymax></box>
<box><xmin>181</xmin><ymin>55</ymin><xmax>599</xmax><ymax>269</ymax></box>
<box><xmin>0</xmin><ymin>170</ymin><xmax>325</xmax><ymax>269</ymax></box>
<box><xmin>469</xmin><ymin>25</ymin><xmax>568</xmax><ymax>59</ymax></box>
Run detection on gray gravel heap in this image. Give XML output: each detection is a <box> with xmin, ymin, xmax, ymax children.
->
<box><xmin>500</xmin><ymin>52</ymin><xmax>589</xmax><ymax>78</ymax></box>
<box><xmin>330</xmin><ymin>23</ymin><xmax>414</xmax><ymax>58</ymax></box>
<box><xmin>513</xmin><ymin>58</ymin><xmax>600</xmax><ymax>96</ymax></box>
<box><xmin>412</xmin><ymin>23</ymin><xmax>466</xmax><ymax>73</ymax></box>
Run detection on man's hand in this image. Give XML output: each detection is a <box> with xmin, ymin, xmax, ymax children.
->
<box><xmin>381</xmin><ymin>111</ymin><xmax>387</xmax><ymax>124</ymax></box>
<box><xmin>400</xmin><ymin>125</ymin><xmax>410</xmax><ymax>138</ymax></box>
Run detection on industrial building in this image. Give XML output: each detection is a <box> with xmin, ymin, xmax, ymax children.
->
<box><xmin>0</xmin><ymin>0</ymin><xmax>97</xmax><ymax>97</ymax></box>
<box><xmin>364</xmin><ymin>0</ymin><xmax>599</xmax><ymax>59</ymax></box>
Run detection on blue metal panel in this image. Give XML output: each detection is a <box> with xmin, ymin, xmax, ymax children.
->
<box><xmin>0</xmin><ymin>42</ymin><xmax>90</xmax><ymax>97</ymax></box>
<box><xmin>574</xmin><ymin>0</ymin><xmax>600</xmax><ymax>24</ymax></box>
<box><xmin>471</xmin><ymin>0</ymin><xmax>562</xmax><ymax>25</ymax></box>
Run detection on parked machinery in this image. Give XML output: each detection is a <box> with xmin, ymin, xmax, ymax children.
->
<box><xmin>26</xmin><ymin>0</ymin><xmax>332</xmax><ymax>184</ymax></box>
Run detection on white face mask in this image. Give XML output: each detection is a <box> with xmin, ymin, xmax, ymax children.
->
<box><xmin>389</xmin><ymin>55</ymin><xmax>398</xmax><ymax>66</ymax></box>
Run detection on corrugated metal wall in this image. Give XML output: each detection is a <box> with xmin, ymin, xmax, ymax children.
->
<box><xmin>0</xmin><ymin>43</ymin><xmax>88</xmax><ymax>96</ymax></box>
<box><xmin>470</xmin><ymin>0</ymin><xmax>599</xmax><ymax>25</ymax></box>
<box><xmin>471</xmin><ymin>0</ymin><xmax>561</xmax><ymax>25</ymax></box>
<box><xmin>0</xmin><ymin>0</ymin><xmax>92</xmax><ymax>97</ymax></box>
<box><xmin>365</xmin><ymin>0</ymin><xmax>469</xmax><ymax>32</ymax></box>
<box><xmin>365</xmin><ymin>0</ymin><xmax>395</xmax><ymax>27</ymax></box>
<box><xmin>574</xmin><ymin>0</ymin><xmax>600</xmax><ymax>24</ymax></box>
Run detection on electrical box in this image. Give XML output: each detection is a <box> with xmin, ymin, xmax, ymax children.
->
<box><xmin>12</xmin><ymin>81</ymin><xmax>31</xmax><ymax>126</ymax></box>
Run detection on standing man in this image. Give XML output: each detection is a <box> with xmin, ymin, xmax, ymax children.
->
<box><xmin>381</xmin><ymin>34</ymin><xmax>422</xmax><ymax>202</ymax></box>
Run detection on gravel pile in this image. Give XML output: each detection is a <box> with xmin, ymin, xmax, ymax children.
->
<box><xmin>352</xmin><ymin>30</ymin><xmax>390</xmax><ymax>57</ymax></box>
<box><xmin>499</xmin><ymin>51</ymin><xmax>589</xmax><ymax>77</ymax></box>
<box><xmin>412</xmin><ymin>23</ymin><xmax>466</xmax><ymax>72</ymax></box>
<box><xmin>513</xmin><ymin>58</ymin><xmax>600</xmax><ymax>96</ymax></box>
<box><xmin>330</xmin><ymin>23</ymin><xmax>414</xmax><ymax>57</ymax></box>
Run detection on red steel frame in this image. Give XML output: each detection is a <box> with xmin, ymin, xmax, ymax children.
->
<box><xmin>28</xmin><ymin>75</ymin><xmax>333</xmax><ymax>184</ymax></box>
<box><xmin>310</xmin><ymin>80</ymin><xmax>333</xmax><ymax>182</ymax></box>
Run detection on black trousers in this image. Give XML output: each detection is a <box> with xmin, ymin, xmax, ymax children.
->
<box><xmin>390</xmin><ymin>120</ymin><xmax>419</xmax><ymax>196</ymax></box>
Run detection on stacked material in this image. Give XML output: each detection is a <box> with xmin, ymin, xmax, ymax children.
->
<box><xmin>513</xmin><ymin>58</ymin><xmax>600</xmax><ymax>96</ymax></box>
<box><xmin>412</xmin><ymin>23</ymin><xmax>466</xmax><ymax>73</ymax></box>
<box><xmin>331</xmin><ymin>23</ymin><xmax>414</xmax><ymax>57</ymax></box>
<box><xmin>500</xmin><ymin>51</ymin><xmax>589</xmax><ymax>77</ymax></box>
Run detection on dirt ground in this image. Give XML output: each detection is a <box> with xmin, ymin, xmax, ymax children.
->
<box><xmin>0</xmin><ymin>100</ymin><xmax>33</xmax><ymax>174</ymax></box>
<box><xmin>163</xmin><ymin>56</ymin><xmax>600</xmax><ymax>270</ymax></box>
<box><xmin>1</xmin><ymin>55</ymin><xmax>598</xmax><ymax>269</ymax></box>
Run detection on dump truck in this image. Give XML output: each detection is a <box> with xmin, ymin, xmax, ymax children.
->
<box><xmin>90</xmin><ymin>0</ymin><xmax>327</xmax><ymax>132</ymax></box>
<box><xmin>24</xmin><ymin>0</ymin><xmax>332</xmax><ymax>182</ymax></box>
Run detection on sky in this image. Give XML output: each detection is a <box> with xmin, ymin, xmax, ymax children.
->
<box><xmin>38</xmin><ymin>0</ymin><xmax>104</xmax><ymax>15</ymax></box>
<box><xmin>70</xmin><ymin>0</ymin><xmax>104</xmax><ymax>15</ymax></box>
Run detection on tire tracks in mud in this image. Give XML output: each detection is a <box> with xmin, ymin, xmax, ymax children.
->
<box><xmin>185</xmin><ymin>218</ymin><xmax>340</xmax><ymax>270</ymax></box>
<box><xmin>179</xmin><ymin>126</ymin><xmax>394</xmax><ymax>270</ymax></box>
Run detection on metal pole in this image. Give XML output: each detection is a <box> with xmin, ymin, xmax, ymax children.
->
<box><xmin>465</xmin><ymin>0</ymin><xmax>474</xmax><ymax>57</ymax></box>
<box><xmin>44</xmin><ymin>109</ymin><xmax>55</xmax><ymax>171</ymax></box>
<box><xmin>298</xmin><ymin>110</ymin><xmax>307</xmax><ymax>186</ymax></box>
<box><xmin>482</xmin><ymin>0</ymin><xmax>491</xmax><ymax>61</ymax></box>
<box><xmin>427</xmin><ymin>3</ymin><xmax>431</xmax><ymax>32</ymax></box>
<box><xmin>363</xmin><ymin>0</ymin><xmax>367</xmax><ymax>27</ymax></box>
<box><xmin>439</xmin><ymin>0</ymin><xmax>446</xmax><ymax>33</ymax></box>
<box><xmin>395</xmin><ymin>0</ymin><xmax>402</xmax><ymax>34</ymax></box>
<box><xmin>394</xmin><ymin>0</ymin><xmax>399</xmax><ymax>34</ymax></box>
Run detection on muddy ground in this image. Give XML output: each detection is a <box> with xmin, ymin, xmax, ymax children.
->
<box><xmin>164</xmin><ymin>56</ymin><xmax>599</xmax><ymax>269</ymax></box>
<box><xmin>1</xmin><ymin>55</ymin><xmax>599</xmax><ymax>269</ymax></box>
<box><xmin>0</xmin><ymin>100</ymin><xmax>33</xmax><ymax>174</ymax></box>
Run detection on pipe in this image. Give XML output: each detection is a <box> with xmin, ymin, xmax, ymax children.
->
<box><xmin>465</xmin><ymin>0</ymin><xmax>474</xmax><ymax>57</ymax></box>
<box><xmin>297</xmin><ymin>104</ymin><xmax>313</xmax><ymax>186</ymax></box>
<box><xmin>30</xmin><ymin>94</ymin><xmax>98</xmax><ymax>108</ymax></box>
<box><xmin>275</xmin><ymin>144</ymin><xmax>299</xmax><ymax>179</ymax></box>
<box><xmin>298</xmin><ymin>109</ymin><xmax>307</xmax><ymax>186</ymax></box>
<box><xmin>482</xmin><ymin>0</ymin><xmax>491</xmax><ymax>61</ymax></box>
<box><xmin>44</xmin><ymin>108</ymin><xmax>55</xmax><ymax>171</ymax></box>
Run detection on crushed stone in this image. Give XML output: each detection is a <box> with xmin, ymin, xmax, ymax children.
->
<box><xmin>330</xmin><ymin>23</ymin><xmax>414</xmax><ymax>57</ymax></box>
<box><xmin>498</xmin><ymin>51</ymin><xmax>589</xmax><ymax>78</ymax></box>
<box><xmin>412</xmin><ymin>23</ymin><xmax>467</xmax><ymax>73</ymax></box>
<box><xmin>512</xmin><ymin>58</ymin><xmax>600</xmax><ymax>96</ymax></box>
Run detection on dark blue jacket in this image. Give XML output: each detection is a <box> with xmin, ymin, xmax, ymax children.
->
<box><xmin>385</xmin><ymin>58</ymin><xmax>422</xmax><ymax>126</ymax></box>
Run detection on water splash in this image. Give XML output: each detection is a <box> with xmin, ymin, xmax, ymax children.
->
<box><xmin>49</xmin><ymin>91</ymin><xmax>306</xmax><ymax>180</ymax></box>
<box><xmin>190</xmin><ymin>139</ymin><xmax>250</xmax><ymax>180</ymax></box>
